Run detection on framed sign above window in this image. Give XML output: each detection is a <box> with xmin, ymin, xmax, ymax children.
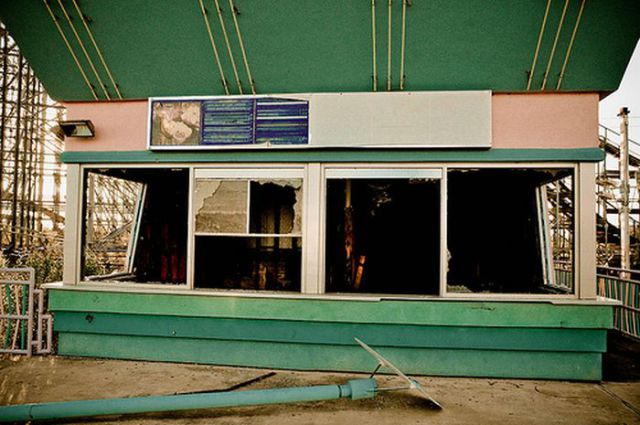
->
<box><xmin>149</xmin><ymin>96</ymin><xmax>309</xmax><ymax>149</ymax></box>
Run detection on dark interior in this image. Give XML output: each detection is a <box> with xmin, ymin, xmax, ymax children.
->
<box><xmin>249</xmin><ymin>181</ymin><xmax>296</xmax><ymax>234</ymax></box>
<box><xmin>325</xmin><ymin>178</ymin><xmax>440</xmax><ymax>295</ymax></box>
<box><xmin>194</xmin><ymin>236</ymin><xmax>301</xmax><ymax>290</ymax></box>
<box><xmin>447</xmin><ymin>168</ymin><xmax>572</xmax><ymax>293</ymax></box>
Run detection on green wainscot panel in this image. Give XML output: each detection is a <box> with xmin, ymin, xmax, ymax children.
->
<box><xmin>48</xmin><ymin>289</ymin><xmax>614</xmax><ymax>329</ymax></box>
<box><xmin>57</xmin><ymin>333</ymin><xmax>603</xmax><ymax>381</ymax></box>
<box><xmin>53</xmin><ymin>312</ymin><xmax>607</xmax><ymax>353</ymax></box>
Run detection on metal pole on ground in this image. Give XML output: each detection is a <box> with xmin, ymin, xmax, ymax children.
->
<box><xmin>0</xmin><ymin>379</ymin><xmax>376</xmax><ymax>423</ymax></box>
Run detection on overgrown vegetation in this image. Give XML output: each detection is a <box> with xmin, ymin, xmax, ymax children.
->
<box><xmin>2</xmin><ymin>244</ymin><xmax>106</xmax><ymax>284</ymax></box>
<box><xmin>3</xmin><ymin>244</ymin><xmax>64</xmax><ymax>284</ymax></box>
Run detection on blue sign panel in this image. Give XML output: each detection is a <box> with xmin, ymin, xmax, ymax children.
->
<box><xmin>150</xmin><ymin>97</ymin><xmax>308</xmax><ymax>148</ymax></box>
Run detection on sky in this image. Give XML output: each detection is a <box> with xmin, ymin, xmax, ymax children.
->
<box><xmin>599</xmin><ymin>40</ymin><xmax>640</xmax><ymax>140</ymax></box>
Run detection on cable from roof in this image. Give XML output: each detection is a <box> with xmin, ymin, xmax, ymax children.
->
<box><xmin>228</xmin><ymin>0</ymin><xmax>256</xmax><ymax>95</ymax></box>
<box><xmin>541</xmin><ymin>0</ymin><xmax>570</xmax><ymax>91</ymax></box>
<box><xmin>526</xmin><ymin>0</ymin><xmax>552</xmax><ymax>91</ymax></box>
<box><xmin>70</xmin><ymin>0</ymin><xmax>123</xmax><ymax>99</ymax></box>
<box><xmin>197</xmin><ymin>0</ymin><xmax>230</xmax><ymax>95</ymax></box>
<box><xmin>371</xmin><ymin>0</ymin><xmax>377</xmax><ymax>91</ymax></box>
<box><xmin>55</xmin><ymin>0</ymin><xmax>110</xmax><ymax>100</ymax></box>
<box><xmin>399</xmin><ymin>0</ymin><xmax>407</xmax><ymax>90</ymax></box>
<box><xmin>214</xmin><ymin>0</ymin><xmax>243</xmax><ymax>94</ymax></box>
<box><xmin>387</xmin><ymin>0</ymin><xmax>392</xmax><ymax>91</ymax></box>
<box><xmin>42</xmin><ymin>0</ymin><xmax>98</xmax><ymax>100</ymax></box>
<box><xmin>555</xmin><ymin>0</ymin><xmax>586</xmax><ymax>90</ymax></box>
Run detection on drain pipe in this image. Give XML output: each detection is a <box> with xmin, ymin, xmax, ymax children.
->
<box><xmin>0</xmin><ymin>379</ymin><xmax>376</xmax><ymax>423</ymax></box>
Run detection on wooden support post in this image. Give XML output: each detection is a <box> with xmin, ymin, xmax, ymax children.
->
<box><xmin>10</xmin><ymin>54</ymin><xmax>24</xmax><ymax>250</ymax></box>
<box><xmin>0</xmin><ymin>28</ymin><xmax>8</xmax><ymax>246</ymax></box>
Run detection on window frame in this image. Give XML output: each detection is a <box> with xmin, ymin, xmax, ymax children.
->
<box><xmin>444</xmin><ymin>163</ymin><xmax>579</xmax><ymax>300</ymax></box>
<box><xmin>68</xmin><ymin>162</ymin><xmax>583</xmax><ymax>301</ymax></box>
<box><xmin>189</xmin><ymin>166</ymin><xmax>306</xmax><ymax>290</ymax></box>
<box><xmin>319</xmin><ymin>165</ymin><xmax>445</xmax><ymax>296</ymax></box>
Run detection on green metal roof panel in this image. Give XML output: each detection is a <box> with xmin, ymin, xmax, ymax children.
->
<box><xmin>1</xmin><ymin>0</ymin><xmax>638</xmax><ymax>101</ymax></box>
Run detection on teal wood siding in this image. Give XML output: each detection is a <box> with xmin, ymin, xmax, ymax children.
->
<box><xmin>60</xmin><ymin>148</ymin><xmax>605</xmax><ymax>165</ymax></box>
<box><xmin>49</xmin><ymin>290</ymin><xmax>612</xmax><ymax>381</ymax></box>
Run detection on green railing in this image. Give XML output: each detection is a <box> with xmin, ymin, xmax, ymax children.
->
<box><xmin>597</xmin><ymin>266</ymin><xmax>640</xmax><ymax>339</ymax></box>
<box><xmin>0</xmin><ymin>268</ymin><xmax>35</xmax><ymax>354</ymax></box>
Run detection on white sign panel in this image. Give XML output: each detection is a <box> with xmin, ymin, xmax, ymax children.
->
<box><xmin>308</xmin><ymin>91</ymin><xmax>491</xmax><ymax>148</ymax></box>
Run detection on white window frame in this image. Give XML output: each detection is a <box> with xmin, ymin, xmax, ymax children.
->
<box><xmin>443</xmin><ymin>163</ymin><xmax>579</xmax><ymax>300</ymax></box>
<box><xmin>74</xmin><ymin>165</ymin><xmax>192</xmax><ymax>289</ymax></box>
<box><xmin>189</xmin><ymin>166</ymin><xmax>306</xmax><ymax>290</ymax></box>
<box><xmin>318</xmin><ymin>164</ymin><xmax>445</xmax><ymax>296</ymax></box>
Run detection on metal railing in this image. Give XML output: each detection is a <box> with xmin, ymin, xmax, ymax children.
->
<box><xmin>597</xmin><ymin>266</ymin><xmax>640</xmax><ymax>339</ymax></box>
<box><xmin>599</xmin><ymin>124</ymin><xmax>640</xmax><ymax>154</ymax></box>
<box><xmin>553</xmin><ymin>260</ymin><xmax>573</xmax><ymax>291</ymax></box>
<box><xmin>0</xmin><ymin>267</ymin><xmax>53</xmax><ymax>355</ymax></box>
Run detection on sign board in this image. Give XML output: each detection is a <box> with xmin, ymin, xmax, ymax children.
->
<box><xmin>148</xmin><ymin>91</ymin><xmax>491</xmax><ymax>150</ymax></box>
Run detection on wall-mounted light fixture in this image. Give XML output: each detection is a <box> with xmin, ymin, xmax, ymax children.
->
<box><xmin>58</xmin><ymin>120</ymin><xmax>96</xmax><ymax>138</ymax></box>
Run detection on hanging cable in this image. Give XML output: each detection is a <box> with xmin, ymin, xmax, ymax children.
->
<box><xmin>197</xmin><ymin>0</ymin><xmax>230</xmax><ymax>94</ymax></box>
<box><xmin>555</xmin><ymin>0</ymin><xmax>586</xmax><ymax>90</ymax></box>
<box><xmin>371</xmin><ymin>0</ymin><xmax>377</xmax><ymax>91</ymax></box>
<box><xmin>214</xmin><ymin>0</ymin><xmax>243</xmax><ymax>94</ymax></box>
<box><xmin>399</xmin><ymin>0</ymin><xmax>407</xmax><ymax>90</ymax></box>
<box><xmin>228</xmin><ymin>0</ymin><xmax>256</xmax><ymax>94</ymax></box>
<box><xmin>56</xmin><ymin>0</ymin><xmax>110</xmax><ymax>100</ymax></box>
<box><xmin>540</xmin><ymin>0</ymin><xmax>569</xmax><ymax>91</ymax></box>
<box><xmin>42</xmin><ymin>0</ymin><xmax>98</xmax><ymax>100</ymax></box>
<box><xmin>526</xmin><ymin>0</ymin><xmax>552</xmax><ymax>90</ymax></box>
<box><xmin>387</xmin><ymin>0</ymin><xmax>392</xmax><ymax>91</ymax></box>
<box><xmin>70</xmin><ymin>0</ymin><xmax>123</xmax><ymax>99</ymax></box>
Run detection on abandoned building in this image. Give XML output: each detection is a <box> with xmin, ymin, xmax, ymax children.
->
<box><xmin>1</xmin><ymin>1</ymin><xmax>639</xmax><ymax>381</ymax></box>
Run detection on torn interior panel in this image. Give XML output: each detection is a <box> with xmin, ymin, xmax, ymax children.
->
<box><xmin>195</xmin><ymin>180</ymin><xmax>248</xmax><ymax>234</ymax></box>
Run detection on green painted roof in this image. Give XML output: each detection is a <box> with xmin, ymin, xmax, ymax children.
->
<box><xmin>1</xmin><ymin>0</ymin><xmax>639</xmax><ymax>101</ymax></box>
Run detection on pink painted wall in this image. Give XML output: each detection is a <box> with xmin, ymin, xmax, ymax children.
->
<box><xmin>64</xmin><ymin>101</ymin><xmax>148</xmax><ymax>151</ymax></box>
<box><xmin>492</xmin><ymin>93</ymin><xmax>599</xmax><ymax>149</ymax></box>
<box><xmin>64</xmin><ymin>93</ymin><xmax>599</xmax><ymax>151</ymax></box>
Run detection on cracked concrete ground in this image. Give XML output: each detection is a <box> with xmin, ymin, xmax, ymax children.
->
<box><xmin>0</xmin><ymin>355</ymin><xmax>639</xmax><ymax>425</ymax></box>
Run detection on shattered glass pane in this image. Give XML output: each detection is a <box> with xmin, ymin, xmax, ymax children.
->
<box><xmin>249</xmin><ymin>179</ymin><xmax>302</xmax><ymax>234</ymax></box>
<box><xmin>194</xmin><ymin>180</ymin><xmax>248</xmax><ymax>233</ymax></box>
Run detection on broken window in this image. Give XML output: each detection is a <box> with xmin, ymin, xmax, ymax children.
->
<box><xmin>446</xmin><ymin>168</ymin><xmax>574</xmax><ymax>294</ymax></box>
<box><xmin>81</xmin><ymin>168</ymin><xmax>189</xmax><ymax>284</ymax></box>
<box><xmin>325</xmin><ymin>174</ymin><xmax>441</xmax><ymax>295</ymax></box>
<box><xmin>193</xmin><ymin>173</ymin><xmax>302</xmax><ymax>291</ymax></box>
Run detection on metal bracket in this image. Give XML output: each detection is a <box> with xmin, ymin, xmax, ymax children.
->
<box><xmin>355</xmin><ymin>337</ymin><xmax>443</xmax><ymax>409</ymax></box>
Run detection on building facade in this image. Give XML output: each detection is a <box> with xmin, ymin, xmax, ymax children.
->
<box><xmin>2</xmin><ymin>0</ymin><xmax>639</xmax><ymax>380</ymax></box>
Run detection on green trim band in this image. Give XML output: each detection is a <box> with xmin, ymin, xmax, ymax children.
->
<box><xmin>48</xmin><ymin>290</ymin><xmax>614</xmax><ymax>329</ymax></box>
<box><xmin>60</xmin><ymin>148</ymin><xmax>605</xmax><ymax>164</ymax></box>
